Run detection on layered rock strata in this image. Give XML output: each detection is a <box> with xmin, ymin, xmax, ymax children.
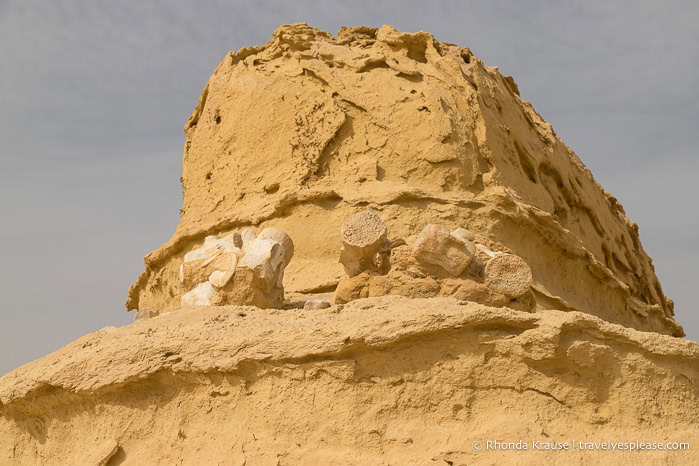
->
<box><xmin>124</xmin><ymin>23</ymin><xmax>682</xmax><ymax>337</ymax></box>
<box><xmin>1</xmin><ymin>24</ymin><xmax>696</xmax><ymax>466</ymax></box>
<box><xmin>1</xmin><ymin>298</ymin><xmax>696</xmax><ymax>465</ymax></box>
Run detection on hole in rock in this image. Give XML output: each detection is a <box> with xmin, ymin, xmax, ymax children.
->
<box><xmin>396</xmin><ymin>72</ymin><xmax>423</xmax><ymax>83</ymax></box>
<box><xmin>264</xmin><ymin>182</ymin><xmax>280</xmax><ymax>194</ymax></box>
<box><xmin>406</xmin><ymin>41</ymin><xmax>428</xmax><ymax>63</ymax></box>
<box><xmin>359</xmin><ymin>59</ymin><xmax>391</xmax><ymax>73</ymax></box>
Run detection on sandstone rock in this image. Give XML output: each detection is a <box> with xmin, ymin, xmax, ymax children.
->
<box><xmin>334</xmin><ymin>272</ymin><xmax>372</xmax><ymax>305</ymax></box>
<box><xmin>2</xmin><ymin>21</ymin><xmax>696</xmax><ymax>466</ymax></box>
<box><xmin>2</xmin><ymin>298</ymin><xmax>697</xmax><ymax>465</ymax></box>
<box><xmin>566</xmin><ymin>340</ymin><xmax>612</xmax><ymax>368</ymax></box>
<box><xmin>449</xmin><ymin>280</ymin><xmax>512</xmax><ymax>308</ymax></box>
<box><xmin>79</xmin><ymin>439</ymin><xmax>120</xmax><ymax>466</ymax></box>
<box><xmin>339</xmin><ymin>208</ymin><xmax>388</xmax><ymax>277</ymax></box>
<box><xmin>484</xmin><ymin>253</ymin><xmax>534</xmax><ymax>298</ymax></box>
<box><xmin>133</xmin><ymin>308</ymin><xmax>160</xmax><ymax>322</ymax></box>
<box><xmin>123</xmin><ymin>23</ymin><xmax>682</xmax><ymax>338</ymax></box>
<box><xmin>303</xmin><ymin>299</ymin><xmax>331</xmax><ymax>310</ymax></box>
<box><xmin>411</xmin><ymin>224</ymin><xmax>476</xmax><ymax>276</ymax></box>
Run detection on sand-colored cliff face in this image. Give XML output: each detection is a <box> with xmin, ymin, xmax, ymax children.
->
<box><xmin>1</xmin><ymin>298</ymin><xmax>698</xmax><ymax>465</ymax></box>
<box><xmin>2</xmin><ymin>25</ymin><xmax>697</xmax><ymax>466</ymax></box>
<box><xmin>125</xmin><ymin>24</ymin><xmax>681</xmax><ymax>337</ymax></box>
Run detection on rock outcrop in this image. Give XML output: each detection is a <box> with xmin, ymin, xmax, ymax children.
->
<box><xmin>1</xmin><ymin>24</ymin><xmax>696</xmax><ymax>466</ymax></box>
<box><xmin>123</xmin><ymin>23</ymin><xmax>682</xmax><ymax>337</ymax></box>
<box><xmin>1</xmin><ymin>298</ymin><xmax>697</xmax><ymax>465</ymax></box>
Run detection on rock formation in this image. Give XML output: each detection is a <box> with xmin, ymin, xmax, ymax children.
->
<box><xmin>122</xmin><ymin>23</ymin><xmax>682</xmax><ymax>338</ymax></box>
<box><xmin>1</xmin><ymin>299</ymin><xmax>696</xmax><ymax>465</ymax></box>
<box><xmin>1</xmin><ymin>24</ymin><xmax>696</xmax><ymax>465</ymax></box>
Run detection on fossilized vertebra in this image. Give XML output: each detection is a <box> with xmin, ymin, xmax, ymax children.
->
<box><xmin>180</xmin><ymin>228</ymin><xmax>294</xmax><ymax>309</ymax></box>
<box><xmin>484</xmin><ymin>253</ymin><xmax>534</xmax><ymax>298</ymax></box>
<box><xmin>339</xmin><ymin>208</ymin><xmax>389</xmax><ymax>277</ymax></box>
<box><xmin>411</xmin><ymin>224</ymin><xmax>476</xmax><ymax>276</ymax></box>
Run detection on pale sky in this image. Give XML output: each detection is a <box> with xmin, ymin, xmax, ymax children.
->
<box><xmin>1</xmin><ymin>0</ymin><xmax>697</xmax><ymax>375</ymax></box>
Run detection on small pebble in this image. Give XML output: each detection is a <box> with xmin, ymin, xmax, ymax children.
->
<box><xmin>304</xmin><ymin>299</ymin><xmax>332</xmax><ymax>310</ymax></box>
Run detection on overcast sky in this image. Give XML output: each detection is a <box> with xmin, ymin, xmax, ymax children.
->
<box><xmin>1</xmin><ymin>1</ymin><xmax>697</xmax><ymax>376</ymax></box>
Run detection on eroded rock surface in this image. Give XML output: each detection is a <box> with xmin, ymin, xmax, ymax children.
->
<box><xmin>1</xmin><ymin>298</ymin><xmax>697</xmax><ymax>465</ymax></box>
<box><xmin>124</xmin><ymin>23</ymin><xmax>682</xmax><ymax>337</ymax></box>
<box><xmin>2</xmin><ymin>23</ymin><xmax>694</xmax><ymax>466</ymax></box>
